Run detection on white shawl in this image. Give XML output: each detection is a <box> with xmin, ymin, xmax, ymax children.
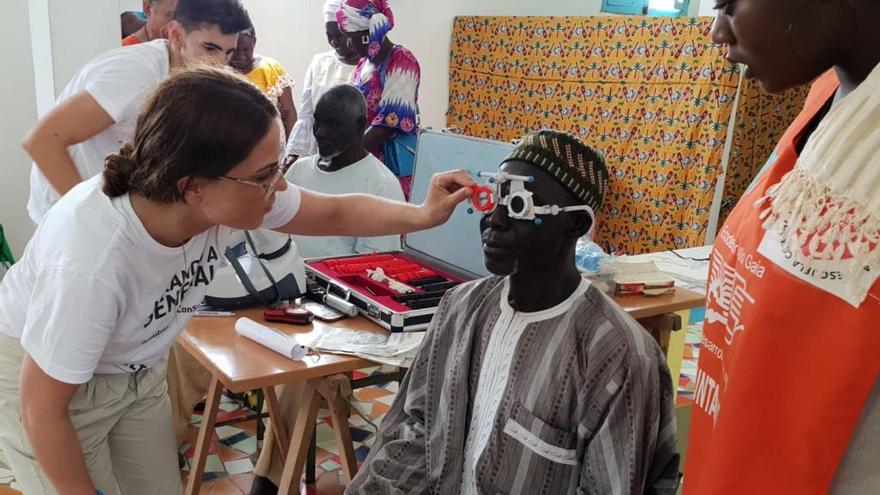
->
<box><xmin>755</xmin><ymin>63</ymin><xmax>880</xmax><ymax>306</ymax></box>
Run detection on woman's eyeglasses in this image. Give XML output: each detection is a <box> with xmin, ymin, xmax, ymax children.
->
<box><xmin>217</xmin><ymin>165</ymin><xmax>284</xmax><ymax>198</ymax></box>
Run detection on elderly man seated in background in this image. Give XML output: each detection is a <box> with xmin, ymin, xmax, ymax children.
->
<box><xmin>285</xmin><ymin>83</ymin><xmax>403</xmax><ymax>258</ymax></box>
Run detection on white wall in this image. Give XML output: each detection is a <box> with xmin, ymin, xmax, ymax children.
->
<box><xmin>0</xmin><ymin>0</ymin><xmax>38</xmax><ymax>259</ymax></box>
<box><xmin>0</xmin><ymin>0</ymin><xmax>709</xmax><ymax>259</ymax></box>
<box><xmin>1</xmin><ymin>0</ymin><xmax>118</xmax><ymax>260</ymax></box>
<box><xmin>119</xmin><ymin>0</ymin><xmax>144</xmax><ymax>12</ymax></box>
<box><xmin>245</xmin><ymin>0</ymin><xmax>703</xmax><ymax>130</ymax></box>
<box><xmin>44</xmin><ymin>0</ymin><xmax>121</xmax><ymax>105</ymax></box>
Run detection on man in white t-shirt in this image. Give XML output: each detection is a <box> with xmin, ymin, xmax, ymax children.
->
<box><xmin>23</xmin><ymin>0</ymin><xmax>251</xmax><ymax>223</ymax></box>
<box><xmin>286</xmin><ymin>83</ymin><xmax>403</xmax><ymax>258</ymax></box>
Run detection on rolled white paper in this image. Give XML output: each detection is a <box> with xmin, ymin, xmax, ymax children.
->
<box><xmin>235</xmin><ymin>317</ymin><xmax>308</xmax><ymax>361</ymax></box>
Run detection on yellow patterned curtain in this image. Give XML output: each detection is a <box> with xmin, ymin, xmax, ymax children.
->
<box><xmin>448</xmin><ymin>16</ymin><xmax>742</xmax><ymax>254</ymax></box>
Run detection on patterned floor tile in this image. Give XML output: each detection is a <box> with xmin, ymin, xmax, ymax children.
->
<box><xmin>371</xmin><ymin>401</ymin><xmax>392</xmax><ymax>417</ymax></box>
<box><xmin>231</xmin><ymin>435</ymin><xmax>258</xmax><ymax>456</ymax></box>
<box><xmin>224</xmin><ymin>458</ymin><xmax>254</xmax><ymax>475</ymax></box>
<box><xmin>315</xmin><ymin>447</ymin><xmax>335</xmax><ymax>465</ymax></box>
<box><xmin>316</xmin><ymin>422</ymin><xmax>335</xmax><ymax>443</ymax></box>
<box><xmin>349</xmin><ymin>427</ymin><xmax>373</xmax><ymax>443</ymax></box>
<box><xmin>205</xmin><ymin>476</ymin><xmax>246</xmax><ymax>494</ymax></box>
<box><xmin>217</xmin><ymin>444</ymin><xmax>249</xmax><ymax>462</ymax></box>
<box><xmin>215</xmin><ymin>425</ymin><xmax>245</xmax><ymax>440</ymax></box>
<box><xmin>205</xmin><ymin>454</ymin><xmax>226</xmax><ymax>473</ymax></box>
<box><xmin>373</xmin><ymin>394</ymin><xmax>396</xmax><ymax>406</ymax></box>
<box><xmin>318</xmin><ymin>440</ymin><xmax>339</xmax><ymax>455</ymax></box>
<box><xmin>353</xmin><ymin>446</ymin><xmax>371</xmax><ymax>463</ymax></box>
<box><xmin>225</xmin><ymin>473</ymin><xmax>256</xmax><ymax>493</ymax></box>
<box><xmin>220</xmin><ymin>432</ymin><xmax>251</xmax><ymax>447</ymax></box>
<box><xmin>185</xmin><ymin>441</ymin><xmax>219</xmax><ymax>458</ymax></box>
<box><xmin>354</xmin><ymin>387</ymin><xmax>394</xmax><ymax>402</ymax></box>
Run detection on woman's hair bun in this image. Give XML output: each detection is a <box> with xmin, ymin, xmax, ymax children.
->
<box><xmin>102</xmin><ymin>142</ymin><xmax>137</xmax><ymax>198</ymax></box>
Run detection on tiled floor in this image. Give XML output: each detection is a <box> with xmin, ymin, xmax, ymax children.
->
<box><xmin>0</xmin><ymin>366</ymin><xmax>398</xmax><ymax>495</ymax></box>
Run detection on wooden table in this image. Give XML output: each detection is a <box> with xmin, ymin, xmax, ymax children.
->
<box><xmin>180</xmin><ymin>288</ymin><xmax>704</xmax><ymax>494</ymax></box>
<box><xmin>613</xmin><ymin>288</ymin><xmax>704</xmax><ymax>320</ymax></box>
<box><xmin>179</xmin><ymin>309</ymin><xmax>384</xmax><ymax>495</ymax></box>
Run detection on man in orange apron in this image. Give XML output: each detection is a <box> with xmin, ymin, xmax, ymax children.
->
<box><xmin>684</xmin><ymin>0</ymin><xmax>880</xmax><ymax>490</ymax></box>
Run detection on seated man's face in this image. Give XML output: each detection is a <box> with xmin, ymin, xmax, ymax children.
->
<box><xmin>313</xmin><ymin>98</ymin><xmax>362</xmax><ymax>159</ymax></box>
<box><xmin>479</xmin><ymin>160</ymin><xmax>585</xmax><ymax>276</ymax></box>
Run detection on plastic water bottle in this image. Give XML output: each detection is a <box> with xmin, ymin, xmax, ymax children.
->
<box><xmin>574</xmin><ymin>237</ymin><xmax>606</xmax><ymax>273</ymax></box>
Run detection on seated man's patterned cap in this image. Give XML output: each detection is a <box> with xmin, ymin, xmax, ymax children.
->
<box><xmin>502</xmin><ymin>130</ymin><xmax>609</xmax><ymax>212</ymax></box>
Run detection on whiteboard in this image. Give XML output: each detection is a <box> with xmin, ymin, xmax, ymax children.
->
<box><xmin>405</xmin><ymin>131</ymin><xmax>514</xmax><ymax>278</ymax></box>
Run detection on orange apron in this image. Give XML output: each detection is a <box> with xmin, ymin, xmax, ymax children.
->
<box><xmin>683</xmin><ymin>71</ymin><xmax>880</xmax><ymax>494</ymax></box>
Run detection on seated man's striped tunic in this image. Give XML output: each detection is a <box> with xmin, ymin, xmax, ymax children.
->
<box><xmin>348</xmin><ymin>276</ymin><xmax>680</xmax><ymax>495</ymax></box>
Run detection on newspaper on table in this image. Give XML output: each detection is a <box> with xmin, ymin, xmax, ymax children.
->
<box><xmin>305</xmin><ymin>328</ymin><xmax>426</xmax><ymax>368</ymax></box>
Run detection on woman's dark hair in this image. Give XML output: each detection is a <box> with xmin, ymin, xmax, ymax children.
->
<box><xmin>173</xmin><ymin>0</ymin><xmax>251</xmax><ymax>34</ymax></box>
<box><xmin>103</xmin><ymin>65</ymin><xmax>278</xmax><ymax>201</ymax></box>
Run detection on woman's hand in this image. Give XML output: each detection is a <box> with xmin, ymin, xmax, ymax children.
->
<box><xmin>416</xmin><ymin>169</ymin><xmax>475</xmax><ymax>229</ymax></box>
<box><xmin>275</xmin><ymin>170</ymin><xmax>474</xmax><ymax>237</ymax></box>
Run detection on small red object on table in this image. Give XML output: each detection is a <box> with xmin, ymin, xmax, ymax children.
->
<box><xmin>263</xmin><ymin>308</ymin><xmax>314</xmax><ymax>325</ymax></box>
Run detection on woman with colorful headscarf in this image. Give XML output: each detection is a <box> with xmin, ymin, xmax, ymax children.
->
<box><xmin>337</xmin><ymin>0</ymin><xmax>421</xmax><ymax>196</ymax></box>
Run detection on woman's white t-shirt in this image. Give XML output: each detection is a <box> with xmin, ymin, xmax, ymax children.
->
<box><xmin>0</xmin><ymin>176</ymin><xmax>302</xmax><ymax>384</ymax></box>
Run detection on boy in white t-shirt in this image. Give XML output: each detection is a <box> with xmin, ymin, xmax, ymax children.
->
<box><xmin>286</xmin><ymin>83</ymin><xmax>404</xmax><ymax>258</ymax></box>
<box><xmin>24</xmin><ymin>0</ymin><xmax>251</xmax><ymax>223</ymax></box>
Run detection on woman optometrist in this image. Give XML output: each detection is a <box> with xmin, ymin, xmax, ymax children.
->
<box><xmin>684</xmin><ymin>0</ymin><xmax>880</xmax><ymax>492</ymax></box>
<box><xmin>0</xmin><ymin>66</ymin><xmax>473</xmax><ymax>495</ymax></box>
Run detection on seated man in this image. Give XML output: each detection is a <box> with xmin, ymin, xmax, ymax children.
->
<box><xmin>285</xmin><ymin>83</ymin><xmax>403</xmax><ymax>258</ymax></box>
<box><xmin>348</xmin><ymin>130</ymin><xmax>680</xmax><ymax>494</ymax></box>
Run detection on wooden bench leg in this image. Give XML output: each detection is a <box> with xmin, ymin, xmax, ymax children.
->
<box><xmin>263</xmin><ymin>386</ymin><xmax>290</xmax><ymax>464</ymax></box>
<box><xmin>327</xmin><ymin>393</ymin><xmax>358</xmax><ymax>482</ymax></box>
<box><xmin>277</xmin><ymin>382</ymin><xmax>322</xmax><ymax>495</ymax></box>
<box><xmin>185</xmin><ymin>377</ymin><xmax>223</xmax><ymax>495</ymax></box>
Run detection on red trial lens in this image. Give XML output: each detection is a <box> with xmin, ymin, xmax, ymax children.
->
<box><xmin>470</xmin><ymin>185</ymin><xmax>496</xmax><ymax>213</ymax></box>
